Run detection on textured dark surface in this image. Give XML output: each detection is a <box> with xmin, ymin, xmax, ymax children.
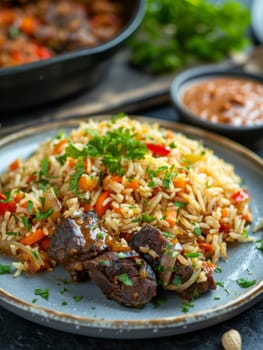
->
<box><xmin>1</xmin><ymin>297</ymin><xmax>263</xmax><ymax>349</ymax></box>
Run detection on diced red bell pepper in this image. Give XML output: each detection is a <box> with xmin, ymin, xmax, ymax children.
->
<box><xmin>146</xmin><ymin>143</ymin><xmax>171</xmax><ymax>156</ymax></box>
<box><xmin>231</xmin><ymin>189</ymin><xmax>249</xmax><ymax>203</ymax></box>
<box><xmin>0</xmin><ymin>193</ymin><xmax>16</xmax><ymax>216</ymax></box>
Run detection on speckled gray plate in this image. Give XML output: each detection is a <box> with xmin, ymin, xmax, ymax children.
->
<box><xmin>0</xmin><ymin>117</ymin><xmax>263</xmax><ymax>339</ymax></box>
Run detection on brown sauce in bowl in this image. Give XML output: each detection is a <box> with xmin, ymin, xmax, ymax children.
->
<box><xmin>182</xmin><ymin>77</ymin><xmax>263</xmax><ymax>126</ymax></box>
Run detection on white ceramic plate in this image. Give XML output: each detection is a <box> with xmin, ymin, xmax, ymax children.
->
<box><xmin>0</xmin><ymin>117</ymin><xmax>263</xmax><ymax>339</ymax></box>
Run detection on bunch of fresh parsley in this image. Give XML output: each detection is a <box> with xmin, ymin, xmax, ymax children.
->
<box><xmin>128</xmin><ymin>0</ymin><xmax>251</xmax><ymax>73</ymax></box>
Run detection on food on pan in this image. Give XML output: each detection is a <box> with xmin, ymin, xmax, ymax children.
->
<box><xmin>0</xmin><ymin>115</ymin><xmax>253</xmax><ymax>307</ymax></box>
<box><xmin>182</xmin><ymin>77</ymin><xmax>263</xmax><ymax>127</ymax></box>
<box><xmin>0</xmin><ymin>0</ymin><xmax>124</xmax><ymax>68</ymax></box>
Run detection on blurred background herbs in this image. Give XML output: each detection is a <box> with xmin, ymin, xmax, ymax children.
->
<box><xmin>128</xmin><ymin>0</ymin><xmax>251</xmax><ymax>73</ymax></box>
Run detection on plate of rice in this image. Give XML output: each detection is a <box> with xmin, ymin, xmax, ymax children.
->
<box><xmin>0</xmin><ymin>115</ymin><xmax>263</xmax><ymax>339</ymax></box>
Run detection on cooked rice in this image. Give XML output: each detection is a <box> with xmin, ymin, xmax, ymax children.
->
<box><xmin>0</xmin><ymin>116</ymin><xmax>253</xmax><ymax>275</ymax></box>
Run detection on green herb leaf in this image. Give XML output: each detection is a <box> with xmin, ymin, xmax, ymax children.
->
<box><xmin>193</xmin><ymin>227</ymin><xmax>202</xmax><ymax>236</ymax></box>
<box><xmin>40</xmin><ymin>157</ymin><xmax>49</xmax><ymax>177</ymax></box>
<box><xmin>215</xmin><ymin>266</ymin><xmax>222</xmax><ymax>273</ymax></box>
<box><xmin>118</xmin><ymin>273</ymin><xmax>133</xmax><ymax>286</ymax></box>
<box><xmin>181</xmin><ymin>302</ymin><xmax>194</xmax><ymax>313</ymax></box>
<box><xmin>255</xmin><ymin>240</ymin><xmax>263</xmax><ymax>252</ymax></box>
<box><xmin>174</xmin><ymin>201</ymin><xmax>187</xmax><ymax>208</ymax></box>
<box><xmin>27</xmin><ymin>200</ymin><xmax>33</xmax><ymax>214</ymax></box>
<box><xmin>60</xmin><ymin>287</ymin><xmax>69</xmax><ymax>295</ymax></box>
<box><xmin>236</xmin><ymin>278</ymin><xmax>256</xmax><ymax>288</ymax></box>
<box><xmin>117</xmin><ymin>252</ymin><xmax>126</xmax><ymax>259</ymax></box>
<box><xmin>34</xmin><ymin>288</ymin><xmax>49</xmax><ymax>300</ymax></box>
<box><xmin>35</xmin><ymin>208</ymin><xmax>54</xmax><ymax>222</ymax></box>
<box><xmin>69</xmin><ymin>161</ymin><xmax>85</xmax><ymax>194</ymax></box>
<box><xmin>0</xmin><ymin>264</ymin><xmax>11</xmax><ymax>274</ymax></box>
<box><xmin>172</xmin><ymin>276</ymin><xmax>182</xmax><ymax>286</ymax></box>
<box><xmin>99</xmin><ymin>259</ymin><xmax>110</xmax><ymax>266</ymax></box>
<box><xmin>73</xmin><ymin>295</ymin><xmax>83</xmax><ymax>303</ymax></box>
<box><xmin>141</xmin><ymin>214</ymin><xmax>154</xmax><ymax>223</ymax></box>
<box><xmin>21</xmin><ymin>216</ymin><xmax>30</xmax><ymax>232</ymax></box>
<box><xmin>185</xmin><ymin>252</ymin><xmax>200</xmax><ymax>258</ymax></box>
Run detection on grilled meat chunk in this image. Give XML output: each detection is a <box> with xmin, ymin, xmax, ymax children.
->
<box><xmin>48</xmin><ymin>211</ymin><xmax>108</xmax><ymax>281</ymax></box>
<box><xmin>130</xmin><ymin>224</ymin><xmax>216</xmax><ymax>298</ymax></box>
<box><xmin>85</xmin><ymin>251</ymin><xmax>157</xmax><ymax>308</ymax></box>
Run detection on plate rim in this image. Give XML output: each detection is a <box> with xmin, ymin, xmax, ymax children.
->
<box><xmin>0</xmin><ymin>115</ymin><xmax>263</xmax><ymax>333</ymax></box>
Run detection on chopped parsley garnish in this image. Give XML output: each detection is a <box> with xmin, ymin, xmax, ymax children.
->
<box><xmin>69</xmin><ymin>161</ymin><xmax>85</xmax><ymax>194</ymax></box>
<box><xmin>0</xmin><ymin>264</ymin><xmax>11</xmax><ymax>274</ymax></box>
<box><xmin>6</xmin><ymin>231</ymin><xmax>21</xmax><ymax>236</ymax></box>
<box><xmin>60</xmin><ymin>287</ymin><xmax>69</xmax><ymax>295</ymax></box>
<box><xmin>152</xmin><ymin>295</ymin><xmax>167</xmax><ymax>308</ymax></box>
<box><xmin>255</xmin><ymin>240</ymin><xmax>263</xmax><ymax>252</ymax></box>
<box><xmin>163</xmin><ymin>169</ymin><xmax>177</xmax><ymax>190</ymax></box>
<box><xmin>34</xmin><ymin>288</ymin><xmax>49</xmax><ymax>301</ymax></box>
<box><xmin>32</xmin><ymin>299</ymin><xmax>37</xmax><ymax>304</ymax></box>
<box><xmin>73</xmin><ymin>295</ymin><xmax>83</xmax><ymax>302</ymax></box>
<box><xmin>110</xmin><ymin>112</ymin><xmax>127</xmax><ymax>123</ymax></box>
<box><xmin>131</xmin><ymin>217</ymin><xmax>140</xmax><ymax>223</ymax></box>
<box><xmin>118</xmin><ymin>273</ymin><xmax>133</xmax><ymax>286</ymax></box>
<box><xmin>135</xmin><ymin>258</ymin><xmax>142</xmax><ymax>266</ymax></box>
<box><xmin>99</xmin><ymin>259</ymin><xmax>110</xmax><ymax>266</ymax></box>
<box><xmin>27</xmin><ymin>200</ymin><xmax>34</xmax><ymax>214</ymax></box>
<box><xmin>117</xmin><ymin>252</ymin><xmax>126</xmax><ymax>259</ymax></box>
<box><xmin>156</xmin><ymin>265</ymin><xmax>165</xmax><ymax>272</ymax></box>
<box><xmin>31</xmin><ymin>251</ymin><xmax>38</xmax><ymax>259</ymax></box>
<box><xmin>215</xmin><ymin>266</ymin><xmax>222</xmax><ymax>273</ymax></box>
<box><xmin>216</xmin><ymin>281</ymin><xmax>224</xmax><ymax>288</ymax></box>
<box><xmin>39</xmin><ymin>197</ymin><xmax>45</xmax><ymax>208</ymax></box>
<box><xmin>96</xmin><ymin>232</ymin><xmax>105</xmax><ymax>240</ymax></box>
<box><xmin>214</xmin><ymin>297</ymin><xmax>221</xmax><ymax>301</ymax></box>
<box><xmin>0</xmin><ymin>192</ymin><xmax>11</xmax><ymax>203</ymax></box>
<box><xmin>193</xmin><ymin>227</ymin><xmax>202</xmax><ymax>236</ymax></box>
<box><xmin>174</xmin><ymin>201</ymin><xmax>187</xmax><ymax>208</ymax></box>
<box><xmin>185</xmin><ymin>252</ymin><xmax>200</xmax><ymax>258</ymax></box>
<box><xmin>21</xmin><ymin>216</ymin><xmax>30</xmax><ymax>232</ymax></box>
<box><xmin>242</xmin><ymin>229</ymin><xmax>248</xmax><ymax>238</ymax></box>
<box><xmin>172</xmin><ymin>276</ymin><xmax>182</xmax><ymax>286</ymax></box>
<box><xmin>40</xmin><ymin>157</ymin><xmax>49</xmax><ymax>177</ymax></box>
<box><xmin>35</xmin><ymin>208</ymin><xmax>54</xmax><ymax>221</ymax></box>
<box><xmin>65</xmin><ymin>128</ymin><xmax>147</xmax><ymax>176</ymax></box>
<box><xmin>141</xmin><ymin>214</ymin><xmax>154</xmax><ymax>223</ymax></box>
<box><xmin>162</xmin><ymin>231</ymin><xmax>174</xmax><ymax>239</ymax></box>
<box><xmin>61</xmin><ymin>301</ymin><xmax>68</xmax><ymax>306</ymax></box>
<box><xmin>236</xmin><ymin>278</ymin><xmax>256</xmax><ymax>288</ymax></box>
<box><xmin>181</xmin><ymin>302</ymin><xmax>194</xmax><ymax>313</ymax></box>
<box><xmin>169</xmin><ymin>142</ymin><xmax>177</xmax><ymax>149</ymax></box>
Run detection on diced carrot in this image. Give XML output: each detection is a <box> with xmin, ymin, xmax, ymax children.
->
<box><xmin>242</xmin><ymin>213</ymin><xmax>251</xmax><ymax>221</ymax></box>
<box><xmin>220</xmin><ymin>222</ymin><xmax>230</xmax><ymax>233</ymax></box>
<box><xmin>20</xmin><ymin>16</ymin><xmax>37</xmax><ymax>35</ymax></box>
<box><xmin>15</xmin><ymin>192</ymin><xmax>24</xmax><ymax>202</ymax></box>
<box><xmin>9</xmin><ymin>159</ymin><xmax>20</xmax><ymax>171</ymax></box>
<box><xmin>166</xmin><ymin>130</ymin><xmax>174</xmax><ymax>139</ymax></box>
<box><xmin>173</xmin><ymin>178</ymin><xmax>186</xmax><ymax>192</ymax></box>
<box><xmin>221</xmin><ymin>208</ymin><xmax>229</xmax><ymax>218</ymax></box>
<box><xmin>94</xmin><ymin>191</ymin><xmax>111</xmax><ymax>217</ymax></box>
<box><xmin>68</xmin><ymin>157</ymin><xmax>75</xmax><ymax>168</ymax></box>
<box><xmin>78</xmin><ymin>174</ymin><xmax>97</xmax><ymax>191</ymax></box>
<box><xmin>52</xmin><ymin>139</ymin><xmax>68</xmax><ymax>155</ymax></box>
<box><xmin>165</xmin><ymin>208</ymin><xmax>177</xmax><ymax>227</ymax></box>
<box><xmin>40</xmin><ymin>237</ymin><xmax>50</xmax><ymax>251</ymax></box>
<box><xmin>113</xmin><ymin>207</ymin><xmax>122</xmax><ymax>214</ymax></box>
<box><xmin>83</xmin><ymin>203</ymin><xmax>93</xmax><ymax>212</ymax></box>
<box><xmin>111</xmin><ymin>176</ymin><xmax>122</xmax><ymax>183</ymax></box>
<box><xmin>126</xmin><ymin>177</ymin><xmax>139</xmax><ymax>191</ymax></box>
<box><xmin>20</xmin><ymin>228</ymin><xmax>46</xmax><ymax>246</ymax></box>
<box><xmin>27</xmin><ymin>174</ymin><xmax>36</xmax><ymax>183</ymax></box>
<box><xmin>198</xmin><ymin>242</ymin><xmax>214</xmax><ymax>253</ymax></box>
<box><xmin>105</xmin><ymin>236</ymin><xmax>131</xmax><ymax>252</ymax></box>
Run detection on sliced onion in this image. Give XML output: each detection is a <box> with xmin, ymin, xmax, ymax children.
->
<box><xmin>165</xmin><ymin>268</ymin><xmax>202</xmax><ymax>292</ymax></box>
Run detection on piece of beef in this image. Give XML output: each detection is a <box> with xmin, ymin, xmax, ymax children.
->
<box><xmin>85</xmin><ymin>251</ymin><xmax>157</xmax><ymax>308</ymax></box>
<box><xmin>48</xmin><ymin>211</ymin><xmax>108</xmax><ymax>281</ymax></box>
<box><xmin>130</xmin><ymin>224</ymin><xmax>216</xmax><ymax>298</ymax></box>
<box><xmin>130</xmin><ymin>224</ymin><xmax>192</xmax><ymax>287</ymax></box>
